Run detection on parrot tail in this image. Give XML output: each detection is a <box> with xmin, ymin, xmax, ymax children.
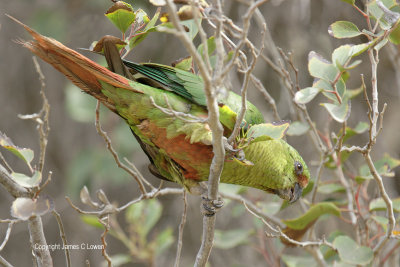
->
<box><xmin>8</xmin><ymin>15</ymin><xmax>140</xmax><ymax>112</ymax></box>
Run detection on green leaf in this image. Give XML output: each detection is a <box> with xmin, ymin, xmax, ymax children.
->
<box><xmin>281</xmin><ymin>255</ymin><xmax>318</xmax><ymax>267</ymax></box>
<box><xmin>389</xmin><ymin>24</ymin><xmax>400</xmax><ymax>44</ymax></box>
<box><xmin>350</xmin><ymin>43</ymin><xmax>370</xmax><ymax>57</ymax></box>
<box><xmin>355</xmin><ymin>153</ymin><xmax>400</xmax><ymax>183</ymax></box>
<box><xmin>108</xmin><ymin>254</ymin><xmax>132</xmax><ymax>267</ymax></box>
<box><xmin>314</xmin><ymin>78</ymin><xmax>346</xmax><ymax>104</ymax></box>
<box><xmin>328</xmin><ymin>21</ymin><xmax>361</xmax><ymax>38</ymax></box>
<box><xmin>154</xmin><ymin>228</ymin><xmax>174</xmax><ymax>256</ymax></box>
<box><xmin>332</xmin><ymin>45</ymin><xmax>353</xmax><ymax>69</ymax></box>
<box><xmin>81</xmin><ymin>215</ymin><xmax>104</xmax><ymax>229</ymax></box>
<box><xmin>11</xmin><ymin>171</ymin><xmax>42</xmax><ymax>188</ymax></box>
<box><xmin>369</xmin><ymin>197</ymin><xmax>400</xmax><ymax>212</ymax></box>
<box><xmin>129</xmin><ymin>10</ymin><xmax>160</xmax><ymax>49</ymax></box>
<box><xmin>283</xmin><ymin>202</ymin><xmax>341</xmax><ymax>230</ymax></box>
<box><xmin>181</xmin><ymin>19</ymin><xmax>200</xmax><ymax>40</ymax></box>
<box><xmin>214</xmin><ymin>229</ymin><xmax>253</xmax><ymax>249</ymax></box>
<box><xmin>287</xmin><ymin>121</ymin><xmax>310</xmax><ymax>136</ymax></box>
<box><xmin>294</xmin><ymin>87</ymin><xmax>321</xmax><ymax>104</ymax></box>
<box><xmin>346</xmin><ymin>85</ymin><xmax>364</xmax><ymax>99</ymax></box>
<box><xmin>320</xmin><ymin>230</ymin><xmax>346</xmax><ymax>260</ymax></box>
<box><xmin>317</xmin><ymin>183</ymin><xmax>346</xmax><ymax>194</ymax></box>
<box><xmin>197</xmin><ymin>36</ymin><xmax>216</xmax><ymax>58</ymax></box>
<box><xmin>173</xmin><ymin>56</ymin><xmax>193</xmax><ymax>71</ymax></box>
<box><xmin>125</xmin><ymin>199</ymin><xmax>162</xmax><ymax>237</ymax></box>
<box><xmin>157</xmin><ymin>19</ymin><xmax>200</xmax><ymax>40</ymax></box>
<box><xmin>105</xmin><ymin>2</ymin><xmax>136</xmax><ymax>33</ymax></box>
<box><xmin>308</xmin><ymin>51</ymin><xmax>339</xmax><ymax>81</ymax></box>
<box><xmin>321</xmin><ymin>99</ymin><xmax>351</xmax><ymax>123</ymax></box>
<box><xmin>338</xmin><ymin>121</ymin><xmax>369</xmax><ymax>143</ymax></box>
<box><xmin>248</xmin><ymin>122</ymin><xmax>290</xmax><ymax>141</ymax></box>
<box><xmin>0</xmin><ymin>132</ymin><xmax>34</xmax><ymax>171</ymax></box>
<box><xmin>367</xmin><ymin>0</ymin><xmax>400</xmax><ymax>30</ymax></box>
<box><xmin>341</xmin><ymin>0</ymin><xmax>355</xmax><ymax>5</ymax></box>
<box><xmin>333</xmin><ymin>235</ymin><xmax>373</xmax><ymax>265</ymax></box>
<box><xmin>11</xmin><ymin>196</ymin><xmax>54</xmax><ymax>220</ymax></box>
<box><xmin>374</xmin><ymin>38</ymin><xmax>389</xmax><ymax>51</ymax></box>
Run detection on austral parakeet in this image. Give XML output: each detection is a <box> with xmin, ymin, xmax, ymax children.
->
<box><xmin>13</xmin><ymin>18</ymin><xmax>310</xmax><ymax>203</ymax></box>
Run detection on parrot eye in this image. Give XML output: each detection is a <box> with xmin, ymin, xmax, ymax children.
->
<box><xmin>294</xmin><ymin>161</ymin><xmax>303</xmax><ymax>175</ymax></box>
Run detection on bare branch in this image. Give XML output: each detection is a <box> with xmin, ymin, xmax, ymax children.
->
<box><xmin>0</xmin><ymin>255</ymin><xmax>13</xmax><ymax>267</ymax></box>
<box><xmin>242</xmin><ymin>201</ymin><xmax>334</xmax><ymax>250</ymax></box>
<box><xmin>228</xmin><ymin>24</ymin><xmax>266</xmax><ymax>144</ymax></box>
<box><xmin>28</xmin><ymin>216</ymin><xmax>53</xmax><ymax>266</ymax></box>
<box><xmin>219</xmin><ymin>191</ymin><xmax>284</xmax><ymax>228</ymax></box>
<box><xmin>174</xmin><ymin>191</ymin><xmax>187</xmax><ymax>267</ymax></box>
<box><xmin>99</xmin><ymin>215</ymin><xmax>112</xmax><ymax>267</ymax></box>
<box><xmin>94</xmin><ymin>101</ymin><xmax>147</xmax><ymax>194</ymax></box>
<box><xmin>0</xmin><ymin>222</ymin><xmax>14</xmax><ymax>251</ymax></box>
<box><xmin>52</xmin><ymin>211</ymin><xmax>71</xmax><ymax>267</ymax></box>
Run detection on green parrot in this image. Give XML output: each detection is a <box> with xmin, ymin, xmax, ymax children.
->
<box><xmin>13</xmin><ymin>18</ymin><xmax>310</xmax><ymax>203</ymax></box>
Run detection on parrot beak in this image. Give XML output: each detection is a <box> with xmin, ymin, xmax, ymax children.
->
<box><xmin>274</xmin><ymin>182</ymin><xmax>302</xmax><ymax>203</ymax></box>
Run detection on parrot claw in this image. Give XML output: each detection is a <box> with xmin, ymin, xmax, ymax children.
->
<box><xmin>201</xmin><ymin>196</ymin><xmax>224</xmax><ymax>217</ymax></box>
<box><xmin>223</xmin><ymin>137</ymin><xmax>240</xmax><ymax>154</ymax></box>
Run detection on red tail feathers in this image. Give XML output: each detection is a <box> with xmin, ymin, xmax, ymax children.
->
<box><xmin>8</xmin><ymin>15</ymin><xmax>140</xmax><ymax>112</ymax></box>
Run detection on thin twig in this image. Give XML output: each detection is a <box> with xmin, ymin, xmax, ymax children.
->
<box><xmin>174</xmin><ymin>191</ymin><xmax>187</xmax><ymax>267</ymax></box>
<box><xmin>219</xmin><ymin>191</ymin><xmax>284</xmax><ymax>228</ymax></box>
<box><xmin>94</xmin><ymin>101</ymin><xmax>147</xmax><ymax>194</ymax></box>
<box><xmin>99</xmin><ymin>216</ymin><xmax>112</xmax><ymax>267</ymax></box>
<box><xmin>243</xmin><ymin>201</ymin><xmax>334</xmax><ymax>249</ymax></box>
<box><xmin>228</xmin><ymin>24</ymin><xmax>266</xmax><ymax>143</ymax></box>
<box><xmin>0</xmin><ymin>222</ymin><xmax>14</xmax><ymax>251</ymax></box>
<box><xmin>0</xmin><ymin>255</ymin><xmax>13</xmax><ymax>267</ymax></box>
<box><xmin>52</xmin><ymin>211</ymin><xmax>71</xmax><ymax>267</ymax></box>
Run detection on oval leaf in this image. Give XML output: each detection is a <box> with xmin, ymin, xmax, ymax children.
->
<box><xmin>248</xmin><ymin>121</ymin><xmax>290</xmax><ymax>141</ymax></box>
<box><xmin>283</xmin><ymin>202</ymin><xmax>341</xmax><ymax>230</ymax></box>
<box><xmin>287</xmin><ymin>121</ymin><xmax>310</xmax><ymax>136</ymax></box>
<box><xmin>321</xmin><ymin>99</ymin><xmax>351</xmax><ymax>123</ymax></box>
<box><xmin>308</xmin><ymin>51</ymin><xmax>339</xmax><ymax>81</ymax></box>
<box><xmin>369</xmin><ymin>197</ymin><xmax>400</xmax><ymax>212</ymax></box>
<box><xmin>317</xmin><ymin>183</ymin><xmax>346</xmax><ymax>194</ymax></box>
<box><xmin>281</xmin><ymin>255</ymin><xmax>318</xmax><ymax>267</ymax></box>
<box><xmin>333</xmin><ymin>235</ymin><xmax>373</xmax><ymax>265</ymax></box>
<box><xmin>105</xmin><ymin>1</ymin><xmax>136</xmax><ymax>33</ymax></box>
<box><xmin>11</xmin><ymin>196</ymin><xmax>54</xmax><ymax>220</ymax></box>
<box><xmin>328</xmin><ymin>21</ymin><xmax>361</xmax><ymax>39</ymax></box>
<box><xmin>214</xmin><ymin>229</ymin><xmax>253</xmax><ymax>249</ymax></box>
<box><xmin>294</xmin><ymin>87</ymin><xmax>321</xmax><ymax>104</ymax></box>
<box><xmin>0</xmin><ymin>132</ymin><xmax>34</xmax><ymax>170</ymax></box>
<box><xmin>11</xmin><ymin>171</ymin><xmax>42</xmax><ymax>188</ymax></box>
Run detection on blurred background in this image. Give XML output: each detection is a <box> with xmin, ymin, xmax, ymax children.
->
<box><xmin>0</xmin><ymin>0</ymin><xmax>399</xmax><ymax>266</ymax></box>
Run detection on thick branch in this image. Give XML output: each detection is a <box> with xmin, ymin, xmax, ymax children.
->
<box><xmin>28</xmin><ymin>216</ymin><xmax>53</xmax><ymax>266</ymax></box>
<box><xmin>0</xmin><ymin>164</ymin><xmax>32</xmax><ymax>198</ymax></box>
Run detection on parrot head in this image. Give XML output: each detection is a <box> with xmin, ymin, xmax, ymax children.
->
<box><xmin>268</xmin><ymin>140</ymin><xmax>310</xmax><ymax>203</ymax></box>
<box><xmin>243</xmin><ymin>139</ymin><xmax>310</xmax><ymax>203</ymax></box>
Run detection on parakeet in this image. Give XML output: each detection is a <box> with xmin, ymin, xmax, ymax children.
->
<box><xmin>12</xmin><ymin>17</ymin><xmax>310</xmax><ymax>203</ymax></box>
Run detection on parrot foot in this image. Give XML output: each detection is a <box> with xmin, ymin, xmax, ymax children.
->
<box><xmin>223</xmin><ymin>137</ymin><xmax>240</xmax><ymax>153</ymax></box>
<box><xmin>201</xmin><ymin>196</ymin><xmax>224</xmax><ymax>217</ymax></box>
